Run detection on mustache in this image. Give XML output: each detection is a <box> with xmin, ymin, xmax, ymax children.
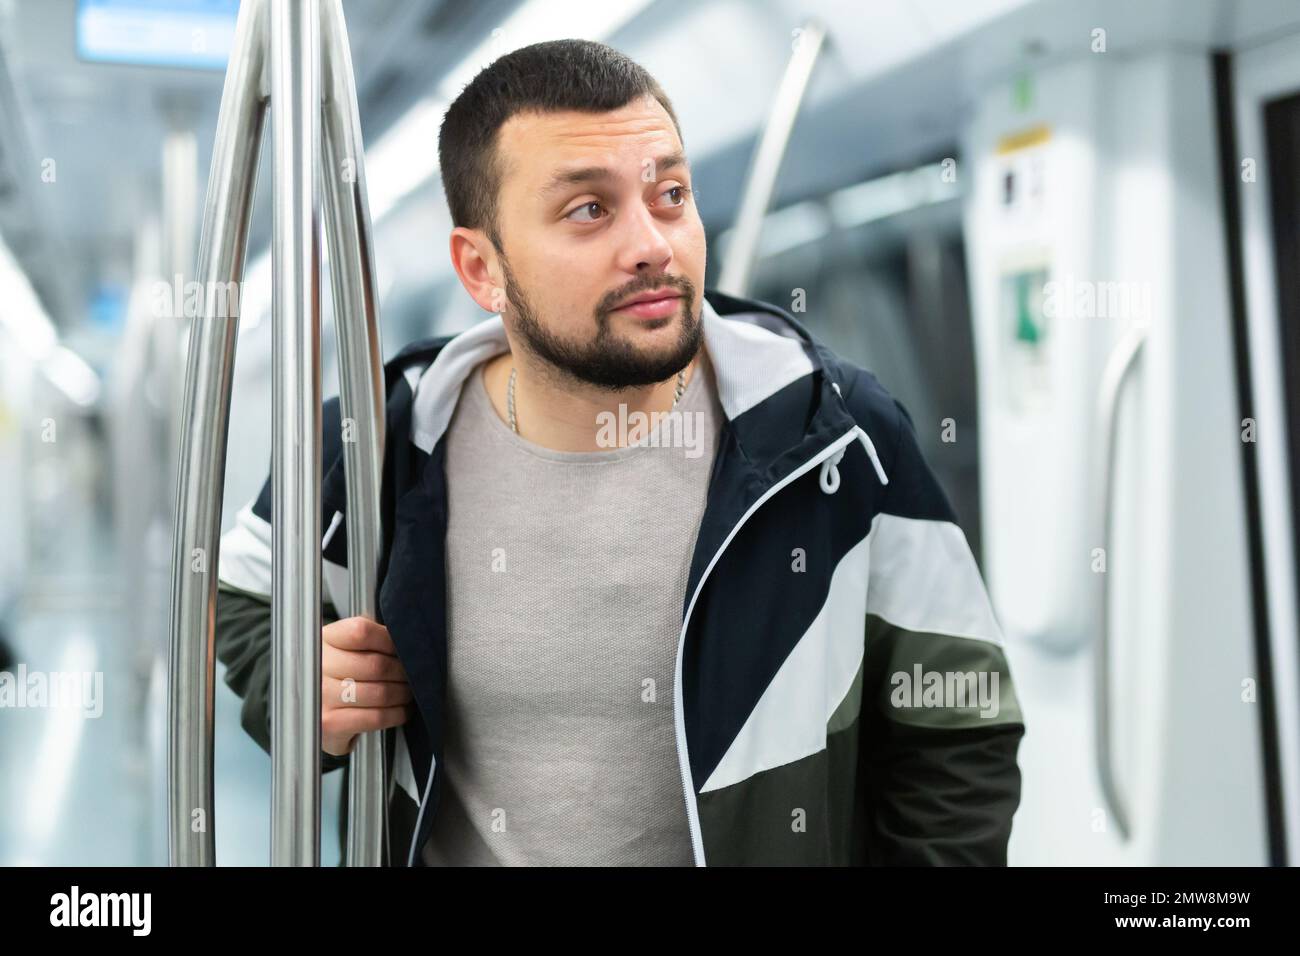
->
<box><xmin>600</xmin><ymin>275</ymin><xmax>696</xmax><ymax>315</ymax></box>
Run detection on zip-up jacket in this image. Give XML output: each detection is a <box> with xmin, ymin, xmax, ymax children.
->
<box><xmin>214</xmin><ymin>288</ymin><xmax>1026</xmax><ymax>866</ymax></box>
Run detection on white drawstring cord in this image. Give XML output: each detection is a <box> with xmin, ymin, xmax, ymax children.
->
<box><xmin>819</xmin><ymin>382</ymin><xmax>890</xmax><ymax>495</ymax></box>
<box><xmin>819</xmin><ymin>447</ymin><xmax>845</xmax><ymax>494</ymax></box>
<box><xmin>854</xmin><ymin>425</ymin><xmax>889</xmax><ymax>485</ymax></box>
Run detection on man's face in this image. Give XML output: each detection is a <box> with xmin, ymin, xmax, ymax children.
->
<box><xmin>485</xmin><ymin>94</ymin><xmax>706</xmax><ymax>389</ymax></box>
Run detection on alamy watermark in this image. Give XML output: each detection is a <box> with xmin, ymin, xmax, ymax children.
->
<box><xmin>1042</xmin><ymin>274</ymin><xmax>1152</xmax><ymax>321</ymax></box>
<box><xmin>0</xmin><ymin>665</ymin><xmax>103</xmax><ymax>718</ymax></box>
<box><xmin>50</xmin><ymin>886</ymin><xmax>150</xmax><ymax>936</ymax></box>
<box><xmin>595</xmin><ymin>405</ymin><xmax>706</xmax><ymax>459</ymax></box>
<box><xmin>890</xmin><ymin>665</ymin><xmax>1001</xmax><ymax>719</ymax></box>
<box><xmin>150</xmin><ymin>275</ymin><xmax>241</xmax><ymax>319</ymax></box>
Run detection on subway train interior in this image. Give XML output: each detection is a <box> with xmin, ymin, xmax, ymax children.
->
<box><xmin>0</xmin><ymin>0</ymin><xmax>1297</xmax><ymax>877</ymax></box>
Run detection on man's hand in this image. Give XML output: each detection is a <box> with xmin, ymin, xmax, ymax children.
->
<box><xmin>321</xmin><ymin>617</ymin><xmax>413</xmax><ymax>756</ymax></box>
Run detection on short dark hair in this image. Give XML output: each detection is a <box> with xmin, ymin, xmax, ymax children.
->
<box><xmin>437</xmin><ymin>38</ymin><xmax>683</xmax><ymax>250</ymax></box>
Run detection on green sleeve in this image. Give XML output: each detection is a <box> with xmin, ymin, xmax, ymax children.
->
<box><xmin>214</xmin><ymin>582</ymin><xmax>351</xmax><ymax>774</ymax></box>
<box><xmin>859</xmin><ymin>617</ymin><xmax>1025</xmax><ymax>865</ymax></box>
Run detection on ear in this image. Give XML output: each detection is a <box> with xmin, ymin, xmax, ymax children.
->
<box><xmin>449</xmin><ymin>226</ymin><xmax>507</xmax><ymax>313</ymax></box>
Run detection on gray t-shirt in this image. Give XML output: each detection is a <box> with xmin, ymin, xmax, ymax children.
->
<box><xmin>421</xmin><ymin>347</ymin><xmax>723</xmax><ymax>866</ymax></box>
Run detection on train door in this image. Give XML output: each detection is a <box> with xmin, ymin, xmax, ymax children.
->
<box><xmin>964</xmin><ymin>47</ymin><xmax>1274</xmax><ymax>865</ymax></box>
<box><xmin>1232</xmin><ymin>29</ymin><xmax>1300</xmax><ymax>867</ymax></box>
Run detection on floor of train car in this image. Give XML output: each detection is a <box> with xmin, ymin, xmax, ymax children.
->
<box><xmin>0</xmin><ymin>443</ymin><xmax>343</xmax><ymax>866</ymax></box>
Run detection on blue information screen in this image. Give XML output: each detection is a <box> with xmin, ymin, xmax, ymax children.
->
<box><xmin>76</xmin><ymin>0</ymin><xmax>240</xmax><ymax>70</ymax></box>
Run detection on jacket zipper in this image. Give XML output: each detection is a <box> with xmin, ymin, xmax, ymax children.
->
<box><xmin>405</xmin><ymin>425</ymin><xmax>865</xmax><ymax>867</ymax></box>
<box><xmin>673</xmin><ymin>426</ymin><xmax>863</xmax><ymax>866</ymax></box>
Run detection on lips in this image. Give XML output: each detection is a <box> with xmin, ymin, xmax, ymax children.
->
<box><xmin>614</xmin><ymin>289</ymin><xmax>683</xmax><ymax>310</ymax></box>
<box><xmin>612</xmin><ymin>290</ymin><xmax>684</xmax><ymax>320</ymax></box>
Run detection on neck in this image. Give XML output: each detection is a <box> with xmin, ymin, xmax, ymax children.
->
<box><xmin>482</xmin><ymin>348</ymin><xmax>698</xmax><ymax>452</ymax></box>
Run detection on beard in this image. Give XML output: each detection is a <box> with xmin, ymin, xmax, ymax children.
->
<box><xmin>497</xmin><ymin>251</ymin><xmax>702</xmax><ymax>390</ymax></box>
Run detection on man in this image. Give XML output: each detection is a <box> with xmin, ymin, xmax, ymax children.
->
<box><xmin>215</xmin><ymin>38</ymin><xmax>1024</xmax><ymax>867</ymax></box>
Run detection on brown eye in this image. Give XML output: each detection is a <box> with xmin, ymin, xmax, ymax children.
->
<box><xmin>660</xmin><ymin>185</ymin><xmax>691</xmax><ymax>208</ymax></box>
<box><xmin>566</xmin><ymin>201</ymin><xmax>606</xmax><ymax>223</ymax></box>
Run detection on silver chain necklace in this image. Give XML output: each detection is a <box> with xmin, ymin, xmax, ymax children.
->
<box><xmin>507</xmin><ymin>366</ymin><xmax>686</xmax><ymax>435</ymax></box>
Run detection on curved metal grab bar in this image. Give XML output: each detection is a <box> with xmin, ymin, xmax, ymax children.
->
<box><xmin>1091</xmin><ymin>323</ymin><xmax>1146</xmax><ymax>843</ymax></box>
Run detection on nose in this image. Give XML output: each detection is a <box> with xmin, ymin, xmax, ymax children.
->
<box><xmin>615</xmin><ymin>200</ymin><xmax>674</xmax><ymax>274</ymax></box>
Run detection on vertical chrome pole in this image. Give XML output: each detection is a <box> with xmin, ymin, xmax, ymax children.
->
<box><xmin>716</xmin><ymin>19</ymin><xmax>826</xmax><ymax>296</ymax></box>
<box><xmin>320</xmin><ymin>0</ymin><xmax>388</xmax><ymax>866</ymax></box>
<box><xmin>270</xmin><ymin>0</ymin><xmax>322</xmax><ymax>867</ymax></box>
<box><xmin>168</xmin><ymin>0</ymin><xmax>268</xmax><ymax>866</ymax></box>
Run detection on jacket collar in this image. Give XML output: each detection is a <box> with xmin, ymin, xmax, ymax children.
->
<box><xmin>402</xmin><ymin>288</ymin><xmax>858</xmax><ymax>476</ymax></box>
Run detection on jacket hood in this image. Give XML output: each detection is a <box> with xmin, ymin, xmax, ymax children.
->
<box><xmin>391</xmin><ymin>287</ymin><xmax>887</xmax><ymax>487</ymax></box>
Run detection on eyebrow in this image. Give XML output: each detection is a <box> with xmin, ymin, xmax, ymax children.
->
<box><xmin>537</xmin><ymin>152</ymin><xmax>688</xmax><ymax>199</ymax></box>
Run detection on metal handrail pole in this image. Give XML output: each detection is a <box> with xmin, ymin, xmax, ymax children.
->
<box><xmin>320</xmin><ymin>0</ymin><xmax>388</xmax><ymax>867</ymax></box>
<box><xmin>269</xmin><ymin>0</ymin><xmax>323</xmax><ymax>867</ymax></box>
<box><xmin>167</xmin><ymin>0</ymin><xmax>269</xmax><ymax>868</ymax></box>
<box><xmin>716</xmin><ymin>20</ymin><xmax>826</xmax><ymax>296</ymax></box>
